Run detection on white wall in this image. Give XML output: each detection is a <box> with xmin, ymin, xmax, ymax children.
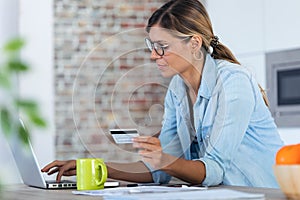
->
<box><xmin>19</xmin><ymin>0</ymin><xmax>55</xmax><ymax>169</ymax></box>
<box><xmin>0</xmin><ymin>0</ymin><xmax>55</xmax><ymax>184</ymax></box>
<box><xmin>0</xmin><ymin>0</ymin><xmax>22</xmax><ymax>184</ymax></box>
<box><xmin>206</xmin><ymin>0</ymin><xmax>300</xmax><ymax>145</ymax></box>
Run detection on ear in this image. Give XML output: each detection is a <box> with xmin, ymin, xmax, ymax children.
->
<box><xmin>190</xmin><ymin>35</ymin><xmax>203</xmax><ymax>51</ymax></box>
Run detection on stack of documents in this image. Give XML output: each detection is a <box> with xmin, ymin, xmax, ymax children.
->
<box><xmin>73</xmin><ymin>186</ymin><xmax>265</xmax><ymax>200</ymax></box>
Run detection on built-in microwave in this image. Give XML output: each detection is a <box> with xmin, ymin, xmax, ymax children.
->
<box><xmin>266</xmin><ymin>48</ymin><xmax>300</xmax><ymax>127</ymax></box>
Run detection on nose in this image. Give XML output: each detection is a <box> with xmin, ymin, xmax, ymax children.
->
<box><xmin>150</xmin><ymin>49</ymin><xmax>161</xmax><ymax>60</ymax></box>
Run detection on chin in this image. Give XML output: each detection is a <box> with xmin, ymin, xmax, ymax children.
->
<box><xmin>160</xmin><ymin>71</ymin><xmax>176</xmax><ymax>78</ymax></box>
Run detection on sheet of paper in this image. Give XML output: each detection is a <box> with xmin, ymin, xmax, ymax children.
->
<box><xmin>72</xmin><ymin>186</ymin><xmax>205</xmax><ymax>196</ymax></box>
<box><xmin>73</xmin><ymin>186</ymin><xmax>206</xmax><ymax>196</ymax></box>
<box><xmin>72</xmin><ymin>186</ymin><xmax>264</xmax><ymax>200</ymax></box>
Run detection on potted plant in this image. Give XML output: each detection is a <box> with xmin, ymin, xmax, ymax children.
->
<box><xmin>0</xmin><ymin>38</ymin><xmax>47</xmax><ymax>190</ymax></box>
<box><xmin>0</xmin><ymin>37</ymin><xmax>47</xmax><ymax>143</ymax></box>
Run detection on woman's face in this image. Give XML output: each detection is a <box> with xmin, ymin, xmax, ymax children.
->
<box><xmin>148</xmin><ymin>26</ymin><xmax>194</xmax><ymax>78</ymax></box>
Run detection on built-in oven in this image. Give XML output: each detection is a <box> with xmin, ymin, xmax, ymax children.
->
<box><xmin>266</xmin><ymin>48</ymin><xmax>300</xmax><ymax>127</ymax></box>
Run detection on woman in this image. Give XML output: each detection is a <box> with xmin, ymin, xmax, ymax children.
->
<box><xmin>42</xmin><ymin>0</ymin><xmax>284</xmax><ymax>187</ymax></box>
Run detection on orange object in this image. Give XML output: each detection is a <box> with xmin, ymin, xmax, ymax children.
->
<box><xmin>276</xmin><ymin>144</ymin><xmax>300</xmax><ymax>165</ymax></box>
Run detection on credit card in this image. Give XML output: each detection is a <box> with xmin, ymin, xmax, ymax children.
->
<box><xmin>109</xmin><ymin>129</ymin><xmax>139</xmax><ymax>144</ymax></box>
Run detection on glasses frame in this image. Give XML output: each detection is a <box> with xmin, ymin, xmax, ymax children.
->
<box><xmin>145</xmin><ymin>36</ymin><xmax>191</xmax><ymax>57</ymax></box>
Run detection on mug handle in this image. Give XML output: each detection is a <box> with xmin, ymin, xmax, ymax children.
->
<box><xmin>96</xmin><ymin>160</ymin><xmax>108</xmax><ymax>186</ymax></box>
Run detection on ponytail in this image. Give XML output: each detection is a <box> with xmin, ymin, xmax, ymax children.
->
<box><xmin>210</xmin><ymin>42</ymin><xmax>240</xmax><ymax>65</ymax></box>
<box><xmin>146</xmin><ymin>0</ymin><xmax>270</xmax><ymax>107</ymax></box>
<box><xmin>258</xmin><ymin>84</ymin><xmax>270</xmax><ymax>107</ymax></box>
<box><xmin>210</xmin><ymin>39</ymin><xmax>270</xmax><ymax>107</ymax></box>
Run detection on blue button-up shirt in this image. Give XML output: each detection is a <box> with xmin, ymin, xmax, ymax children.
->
<box><xmin>145</xmin><ymin>54</ymin><xmax>284</xmax><ymax>188</ymax></box>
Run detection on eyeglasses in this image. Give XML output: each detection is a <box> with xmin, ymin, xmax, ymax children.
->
<box><xmin>145</xmin><ymin>37</ymin><xmax>191</xmax><ymax>57</ymax></box>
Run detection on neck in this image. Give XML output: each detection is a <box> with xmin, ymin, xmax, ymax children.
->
<box><xmin>181</xmin><ymin>60</ymin><xmax>204</xmax><ymax>98</ymax></box>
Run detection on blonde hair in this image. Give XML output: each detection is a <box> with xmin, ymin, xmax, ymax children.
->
<box><xmin>146</xmin><ymin>0</ymin><xmax>269</xmax><ymax>107</ymax></box>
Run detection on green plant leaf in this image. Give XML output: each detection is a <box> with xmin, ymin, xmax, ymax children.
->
<box><xmin>1</xmin><ymin>37</ymin><xmax>47</xmax><ymax>148</ymax></box>
<box><xmin>18</xmin><ymin>123</ymin><xmax>30</xmax><ymax>145</ymax></box>
<box><xmin>15</xmin><ymin>99</ymin><xmax>37</xmax><ymax>110</ymax></box>
<box><xmin>4</xmin><ymin>38</ymin><xmax>25</xmax><ymax>52</ymax></box>
<box><xmin>25</xmin><ymin>109</ymin><xmax>47</xmax><ymax>127</ymax></box>
<box><xmin>8</xmin><ymin>60</ymin><xmax>29</xmax><ymax>72</ymax></box>
<box><xmin>0</xmin><ymin>108</ymin><xmax>12</xmax><ymax>136</ymax></box>
<box><xmin>30</xmin><ymin>115</ymin><xmax>47</xmax><ymax>127</ymax></box>
<box><xmin>19</xmin><ymin>102</ymin><xmax>47</xmax><ymax>127</ymax></box>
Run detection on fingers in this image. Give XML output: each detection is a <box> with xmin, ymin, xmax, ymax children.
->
<box><xmin>41</xmin><ymin>160</ymin><xmax>66</xmax><ymax>172</ymax></box>
<box><xmin>133</xmin><ymin>136</ymin><xmax>161</xmax><ymax>151</ymax></box>
<box><xmin>41</xmin><ymin>160</ymin><xmax>76</xmax><ymax>182</ymax></box>
<box><xmin>55</xmin><ymin>160</ymin><xmax>76</xmax><ymax>182</ymax></box>
<box><xmin>46</xmin><ymin>167</ymin><xmax>60</xmax><ymax>175</ymax></box>
<box><xmin>133</xmin><ymin>136</ymin><xmax>160</xmax><ymax>145</ymax></box>
<box><xmin>54</xmin><ymin>169</ymin><xmax>76</xmax><ymax>182</ymax></box>
<box><xmin>135</xmin><ymin>143</ymin><xmax>162</xmax><ymax>152</ymax></box>
<box><xmin>133</xmin><ymin>136</ymin><xmax>163</xmax><ymax>164</ymax></box>
<box><xmin>134</xmin><ymin>136</ymin><xmax>173</xmax><ymax>171</ymax></box>
<box><xmin>63</xmin><ymin>169</ymin><xmax>76</xmax><ymax>176</ymax></box>
<box><xmin>56</xmin><ymin>168</ymin><xmax>75</xmax><ymax>182</ymax></box>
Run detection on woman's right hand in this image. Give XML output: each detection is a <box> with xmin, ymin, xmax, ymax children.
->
<box><xmin>41</xmin><ymin>160</ymin><xmax>76</xmax><ymax>182</ymax></box>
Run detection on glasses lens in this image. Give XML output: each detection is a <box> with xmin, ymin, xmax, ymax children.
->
<box><xmin>153</xmin><ymin>43</ymin><xmax>164</xmax><ymax>56</ymax></box>
<box><xmin>145</xmin><ymin>38</ymin><xmax>164</xmax><ymax>56</ymax></box>
<box><xmin>145</xmin><ymin>38</ymin><xmax>153</xmax><ymax>52</ymax></box>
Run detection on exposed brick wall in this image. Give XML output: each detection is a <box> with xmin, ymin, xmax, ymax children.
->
<box><xmin>54</xmin><ymin>0</ymin><xmax>169</xmax><ymax>162</ymax></box>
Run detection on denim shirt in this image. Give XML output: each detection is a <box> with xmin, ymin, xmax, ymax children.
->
<box><xmin>145</xmin><ymin>54</ymin><xmax>284</xmax><ymax>188</ymax></box>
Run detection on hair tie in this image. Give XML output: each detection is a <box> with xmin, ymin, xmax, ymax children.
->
<box><xmin>210</xmin><ymin>36</ymin><xmax>219</xmax><ymax>48</ymax></box>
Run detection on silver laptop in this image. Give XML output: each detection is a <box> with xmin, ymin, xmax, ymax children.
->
<box><xmin>8</xmin><ymin>119</ymin><xmax>119</xmax><ymax>189</ymax></box>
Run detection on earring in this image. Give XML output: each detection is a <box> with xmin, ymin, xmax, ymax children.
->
<box><xmin>209</xmin><ymin>46</ymin><xmax>213</xmax><ymax>54</ymax></box>
<box><xmin>193</xmin><ymin>50</ymin><xmax>203</xmax><ymax>61</ymax></box>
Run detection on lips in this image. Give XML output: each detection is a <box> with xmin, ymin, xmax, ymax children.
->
<box><xmin>157</xmin><ymin>63</ymin><xmax>168</xmax><ymax>71</ymax></box>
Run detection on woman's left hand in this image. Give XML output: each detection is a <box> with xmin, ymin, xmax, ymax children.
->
<box><xmin>133</xmin><ymin>136</ymin><xmax>175</xmax><ymax>170</ymax></box>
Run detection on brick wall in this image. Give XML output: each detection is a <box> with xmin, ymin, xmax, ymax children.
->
<box><xmin>54</xmin><ymin>0</ymin><xmax>169</xmax><ymax>162</ymax></box>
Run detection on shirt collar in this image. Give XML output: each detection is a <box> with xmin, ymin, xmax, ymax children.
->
<box><xmin>198</xmin><ymin>53</ymin><xmax>218</xmax><ymax>99</ymax></box>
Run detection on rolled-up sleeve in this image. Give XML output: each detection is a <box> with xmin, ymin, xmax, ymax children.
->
<box><xmin>198</xmin><ymin>157</ymin><xmax>224</xmax><ymax>186</ymax></box>
<box><xmin>196</xmin><ymin>71</ymin><xmax>255</xmax><ymax>186</ymax></box>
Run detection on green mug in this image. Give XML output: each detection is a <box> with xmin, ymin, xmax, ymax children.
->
<box><xmin>76</xmin><ymin>158</ymin><xmax>107</xmax><ymax>190</ymax></box>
